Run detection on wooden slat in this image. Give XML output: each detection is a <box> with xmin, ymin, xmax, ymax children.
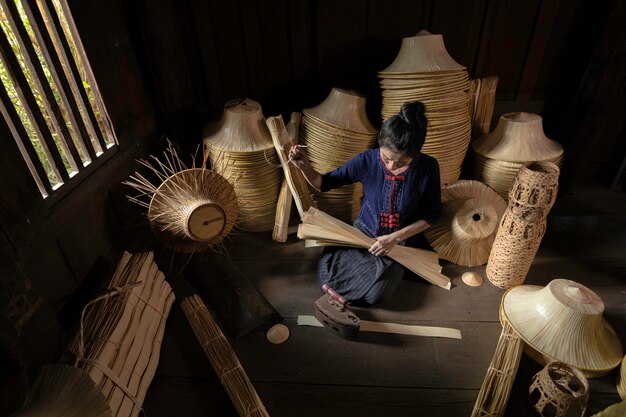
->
<box><xmin>40</xmin><ymin>0</ymin><xmax>107</xmax><ymax>152</ymax></box>
<box><xmin>0</xmin><ymin>26</ymin><xmax>69</xmax><ymax>183</ymax></box>
<box><xmin>1</xmin><ymin>0</ymin><xmax>82</xmax><ymax>172</ymax></box>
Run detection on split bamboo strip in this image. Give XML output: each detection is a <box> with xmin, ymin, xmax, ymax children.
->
<box><xmin>471</xmin><ymin>314</ymin><xmax>524</xmax><ymax>417</ymax></box>
<box><xmin>181</xmin><ymin>294</ymin><xmax>270</xmax><ymax>417</ymax></box>
<box><xmin>468</xmin><ymin>78</ymin><xmax>480</xmax><ymax>123</ymax></box>
<box><xmin>298</xmin><ymin>208</ymin><xmax>450</xmax><ymax>289</ymax></box>
<box><xmin>272</xmin><ymin>178</ymin><xmax>292</xmax><ymax>242</ymax></box>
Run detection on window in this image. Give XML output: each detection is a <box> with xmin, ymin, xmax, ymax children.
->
<box><xmin>0</xmin><ymin>0</ymin><xmax>116</xmax><ymax>199</ymax></box>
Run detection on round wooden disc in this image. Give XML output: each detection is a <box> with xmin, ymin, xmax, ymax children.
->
<box><xmin>266</xmin><ymin>323</ymin><xmax>290</xmax><ymax>344</ymax></box>
<box><xmin>187</xmin><ymin>203</ymin><xmax>226</xmax><ymax>241</ymax></box>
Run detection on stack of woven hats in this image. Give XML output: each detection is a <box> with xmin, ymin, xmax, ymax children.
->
<box><xmin>471</xmin><ymin>112</ymin><xmax>564</xmax><ymax>200</ymax></box>
<box><xmin>379</xmin><ymin>30</ymin><xmax>471</xmax><ymax>186</ymax></box>
<box><xmin>203</xmin><ymin>98</ymin><xmax>281</xmax><ymax>231</ymax></box>
<box><xmin>300</xmin><ymin>88</ymin><xmax>378</xmax><ymax>223</ymax></box>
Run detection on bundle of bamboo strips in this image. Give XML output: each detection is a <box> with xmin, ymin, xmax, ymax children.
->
<box><xmin>471</xmin><ymin>76</ymin><xmax>498</xmax><ymax>140</ymax></box>
<box><xmin>68</xmin><ymin>251</ymin><xmax>175</xmax><ymax>417</ymax></box>
<box><xmin>297</xmin><ymin>207</ymin><xmax>450</xmax><ymax>290</ymax></box>
<box><xmin>471</xmin><ymin>313</ymin><xmax>524</xmax><ymax>417</ymax></box>
<box><xmin>272</xmin><ymin>178</ymin><xmax>292</xmax><ymax>243</ymax></box>
<box><xmin>181</xmin><ymin>294</ymin><xmax>270</xmax><ymax>417</ymax></box>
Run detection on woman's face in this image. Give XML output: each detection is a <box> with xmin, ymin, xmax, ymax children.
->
<box><xmin>380</xmin><ymin>147</ymin><xmax>413</xmax><ymax>174</ymax></box>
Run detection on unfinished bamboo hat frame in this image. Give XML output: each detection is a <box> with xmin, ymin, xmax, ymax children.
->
<box><xmin>203</xmin><ymin>98</ymin><xmax>281</xmax><ymax>232</ymax></box>
<box><xmin>502</xmin><ymin>279</ymin><xmax>623</xmax><ymax>378</ymax></box>
<box><xmin>528</xmin><ymin>362</ymin><xmax>589</xmax><ymax>417</ymax></box>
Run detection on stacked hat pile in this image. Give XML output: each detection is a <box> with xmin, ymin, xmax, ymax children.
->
<box><xmin>471</xmin><ymin>112</ymin><xmax>564</xmax><ymax>200</ymax></box>
<box><xmin>300</xmin><ymin>88</ymin><xmax>378</xmax><ymax>223</ymax></box>
<box><xmin>203</xmin><ymin>99</ymin><xmax>281</xmax><ymax>231</ymax></box>
<box><xmin>379</xmin><ymin>30</ymin><xmax>471</xmax><ymax>186</ymax></box>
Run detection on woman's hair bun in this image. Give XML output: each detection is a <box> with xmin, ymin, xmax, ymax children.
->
<box><xmin>399</xmin><ymin>101</ymin><xmax>427</xmax><ymax>129</ymax></box>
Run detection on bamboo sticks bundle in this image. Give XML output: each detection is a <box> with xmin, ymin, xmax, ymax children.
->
<box><xmin>471</xmin><ymin>314</ymin><xmax>524</xmax><ymax>417</ymax></box>
<box><xmin>272</xmin><ymin>178</ymin><xmax>292</xmax><ymax>242</ymax></box>
<box><xmin>181</xmin><ymin>294</ymin><xmax>270</xmax><ymax>417</ymax></box>
<box><xmin>68</xmin><ymin>251</ymin><xmax>175</xmax><ymax>417</ymax></box>
<box><xmin>297</xmin><ymin>207</ymin><xmax>450</xmax><ymax>290</ymax></box>
<box><xmin>471</xmin><ymin>76</ymin><xmax>498</xmax><ymax>140</ymax></box>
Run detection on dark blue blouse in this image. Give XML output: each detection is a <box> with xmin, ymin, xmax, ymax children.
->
<box><xmin>320</xmin><ymin>148</ymin><xmax>441</xmax><ymax>237</ymax></box>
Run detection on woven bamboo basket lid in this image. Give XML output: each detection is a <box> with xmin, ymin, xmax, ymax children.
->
<box><xmin>502</xmin><ymin>279</ymin><xmax>623</xmax><ymax>378</ymax></box>
<box><xmin>203</xmin><ymin>98</ymin><xmax>281</xmax><ymax>231</ymax></box>
<box><xmin>379</xmin><ymin>30</ymin><xmax>466</xmax><ymax>74</ymax></box>
<box><xmin>425</xmin><ymin>180</ymin><xmax>506</xmax><ymax>266</ymax></box>
<box><xmin>472</xmin><ymin>112</ymin><xmax>564</xmax><ymax>162</ymax></box>
<box><xmin>13</xmin><ymin>364</ymin><xmax>111</xmax><ymax>417</ymax></box>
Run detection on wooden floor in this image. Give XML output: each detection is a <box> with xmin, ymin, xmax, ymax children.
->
<box><xmin>142</xmin><ymin>181</ymin><xmax>626</xmax><ymax>417</ymax></box>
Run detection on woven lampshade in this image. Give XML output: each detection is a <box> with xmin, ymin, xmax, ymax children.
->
<box><xmin>379</xmin><ymin>30</ymin><xmax>471</xmax><ymax>186</ymax></box>
<box><xmin>472</xmin><ymin>112</ymin><xmax>564</xmax><ymax>200</ymax></box>
<box><xmin>204</xmin><ymin>98</ymin><xmax>281</xmax><ymax>231</ymax></box>
<box><xmin>12</xmin><ymin>364</ymin><xmax>111</xmax><ymax>417</ymax></box>
<box><xmin>300</xmin><ymin>88</ymin><xmax>378</xmax><ymax>223</ymax></box>
<box><xmin>425</xmin><ymin>180</ymin><xmax>506</xmax><ymax>267</ymax></box>
<box><xmin>502</xmin><ymin>279</ymin><xmax>623</xmax><ymax>378</ymax></box>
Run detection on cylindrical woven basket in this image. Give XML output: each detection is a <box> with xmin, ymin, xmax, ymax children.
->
<box><xmin>486</xmin><ymin>161</ymin><xmax>559</xmax><ymax>288</ymax></box>
<box><xmin>528</xmin><ymin>362</ymin><xmax>589</xmax><ymax>417</ymax></box>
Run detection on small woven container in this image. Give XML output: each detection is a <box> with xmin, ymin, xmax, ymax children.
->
<box><xmin>486</xmin><ymin>162</ymin><xmax>559</xmax><ymax>288</ymax></box>
<box><xmin>528</xmin><ymin>362</ymin><xmax>589</xmax><ymax>417</ymax></box>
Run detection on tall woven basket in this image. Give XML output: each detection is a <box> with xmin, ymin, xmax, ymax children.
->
<box><xmin>486</xmin><ymin>161</ymin><xmax>559</xmax><ymax>288</ymax></box>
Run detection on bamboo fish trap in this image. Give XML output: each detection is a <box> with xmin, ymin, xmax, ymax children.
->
<box><xmin>425</xmin><ymin>180</ymin><xmax>506</xmax><ymax>267</ymax></box>
<box><xmin>11</xmin><ymin>364</ymin><xmax>111</xmax><ymax>417</ymax></box>
<box><xmin>486</xmin><ymin>161</ymin><xmax>560</xmax><ymax>288</ymax></box>
<box><xmin>299</xmin><ymin>88</ymin><xmax>378</xmax><ymax>223</ymax></box>
<box><xmin>379</xmin><ymin>30</ymin><xmax>471</xmax><ymax>186</ymax></box>
<box><xmin>471</xmin><ymin>309</ymin><xmax>524</xmax><ymax>417</ymax></box>
<box><xmin>204</xmin><ymin>98</ymin><xmax>282</xmax><ymax>231</ymax></box>
<box><xmin>502</xmin><ymin>279</ymin><xmax>623</xmax><ymax>378</ymax></box>
<box><xmin>181</xmin><ymin>294</ymin><xmax>270</xmax><ymax>417</ymax></box>
<box><xmin>68</xmin><ymin>251</ymin><xmax>175</xmax><ymax>417</ymax></box>
<box><xmin>471</xmin><ymin>112</ymin><xmax>564</xmax><ymax>200</ymax></box>
<box><xmin>297</xmin><ymin>207</ymin><xmax>450</xmax><ymax>290</ymax></box>
<box><xmin>124</xmin><ymin>147</ymin><xmax>239</xmax><ymax>253</ymax></box>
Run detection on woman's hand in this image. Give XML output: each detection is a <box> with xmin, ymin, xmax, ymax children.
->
<box><xmin>289</xmin><ymin>145</ymin><xmax>309</xmax><ymax>170</ymax></box>
<box><xmin>369</xmin><ymin>234</ymin><xmax>399</xmax><ymax>257</ymax></box>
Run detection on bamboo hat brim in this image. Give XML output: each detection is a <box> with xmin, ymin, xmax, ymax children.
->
<box><xmin>304</xmin><ymin>88</ymin><xmax>377</xmax><ymax>134</ymax></box>
<box><xmin>379</xmin><ymin>30</ymin><xmax>466</xmax><ymax>74</ymax></box>
<box><xmin>472</xmin><ymin>112</ymin><xmax>564</xmax><ymax>162</ymax></box>
<box><xmin>203</xmin><ymin>98</ymin><xmax>274</xmax><ymax>152</ymax></box>
<box><xmin>425</xmin><ymin>180</ymin><xmax>506</xmax><ymax>266</ymax></box>
<box><xmin>148</xmin><ymin>168</ymin><xmax>239</xmax><ymax>253</ymax></box>
<box><xmin>618</xmin><ymin>355</ymin><xmax>626</xmax><ymax>400</ymax></box>
<box><xmin>14</xmin><ymin>364</ymin><xmax>111</xmax><ymax>417</ymax></box>
<box><xmin>502</xmin><ymin>279</ymin><xmax>623</xmax><ymax>377</ymax></box>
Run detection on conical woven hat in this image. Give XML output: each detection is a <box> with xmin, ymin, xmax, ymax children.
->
<box><xmin>148</xmin><ymin>168</ymin><xmax>239</xmax><ymax>253</ymax></box>
<box><xmin>14</xmin><ymin>364</ymin><xmax>111</xmax><ymax>416</ymax></box>
<box><xmin>425</xmin><ymin>180</ymin><xmax>506</xmax><ymax>266</ymax></box>
<box><xmin>380</xmin><ymin>30</ymin><xmax>466</xmax><ymax>74</ymax></box>
<box><xmin>472</xmin><ymin>112</ymin><xmax>563</xmax><ymax>162</ymax></box>
<box><xmin>203</xmin><ymin>98</ymin><xmax>273</xmax><ymax>152</ymax></box>
<box><xmin>304</xmin><ymin>88</ymin><xmax>377</xmax><ymax>134</ymax></box>
<box><xmin>502</xmin><ymin>279</ymin><xmax>623</xmax><ymax>376</ymax></box>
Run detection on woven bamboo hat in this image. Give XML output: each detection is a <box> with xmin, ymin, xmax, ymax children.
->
<box><xmin>148</xmin><ymin>168</ymin><xmax>239</xmax><ymax>253</ymax></box>
<box><xmin>425</xmin><ymin>180</ymin><xmax>506</xmax><ymax>266</ymax></box>
<box><xmin>13</xmin><ymin>364</ymin><xmax>111</xmax><ymax>417</ymax></box>
<box><xmin>203</xmin><ymin>99</ymin><xmax>281</xmax><ymax>231</ymax></box>
<box><xmin>304</xmin><ymin>88</ymin><xmax>377</xmax><ymax>135</ymax></box>
<box><xmin>502</xmin><ymin>279</ymin><xmax>623</xmax><ymax>378</ymax></box>
<box><xmin>618</xmin><ymin>355</ymin><xmax>626</xmax><ymax>400</ymax></box>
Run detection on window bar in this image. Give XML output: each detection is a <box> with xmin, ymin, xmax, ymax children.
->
<box><xmin>0</xmin><ymin>79</ymin><xmax>52</xmax><ymax>195</ymax></box>
<box><xmin>1</xmin><ymin>0</ymin><xmax>81</xmax><ymax>173</ymax></box>
<box><xmin>18</xmin><ymin>0</ymin><xmax>97</xmax><ymax>161</ymax></box>
<box><xmin>0</xmin><ymin>27</ymin><xmax>69</xmax><ymax>183</ymax></box>
<box><xmin>55</xmin><ymin>0</ymin><xmax>116</xmax><ymax>146</ymax></box>
<box><xmin>39</xmin><ymin>0</ymin><xmax>107</xmax><ymax>152</ymax></box>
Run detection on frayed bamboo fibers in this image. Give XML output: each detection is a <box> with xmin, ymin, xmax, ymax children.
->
<box><xmin>181</xmin><ymin>295</ymin><xmax>270</xmax><ymax>417</ymax></box>
<box><xmin>471</xmin><ymin>315</ymin><xmax>524</xmax><ymax>417</ymax></box>
<box><xmin>68</xmin><ymin>252</ymin><xmax>174</xmax><ymax>417</ymax></box>
<box><xmin>486</xmin><ymin>162</ymin><xmax>559</xmax><ymax>288</ymax></box>
<box><xmin>528</xmin><ymin>362</ymin><xmax>588</xmax><ymax>417</ymax></box>
<box><xmin>297</xmin><ymin>207</ymin><xmax>450</xmax><ymax>290</ymax></box>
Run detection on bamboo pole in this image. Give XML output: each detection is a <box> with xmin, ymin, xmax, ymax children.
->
<box><xmin>181</xmin><ymin>295</ymin><xmax>270</xmax><ymax>417</ymax></box>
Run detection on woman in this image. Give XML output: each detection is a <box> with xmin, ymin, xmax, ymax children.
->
<box><xmin>289</xmin><ymin>101</ymin><xmax>441</xmax><ymax>305</ymax></box>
